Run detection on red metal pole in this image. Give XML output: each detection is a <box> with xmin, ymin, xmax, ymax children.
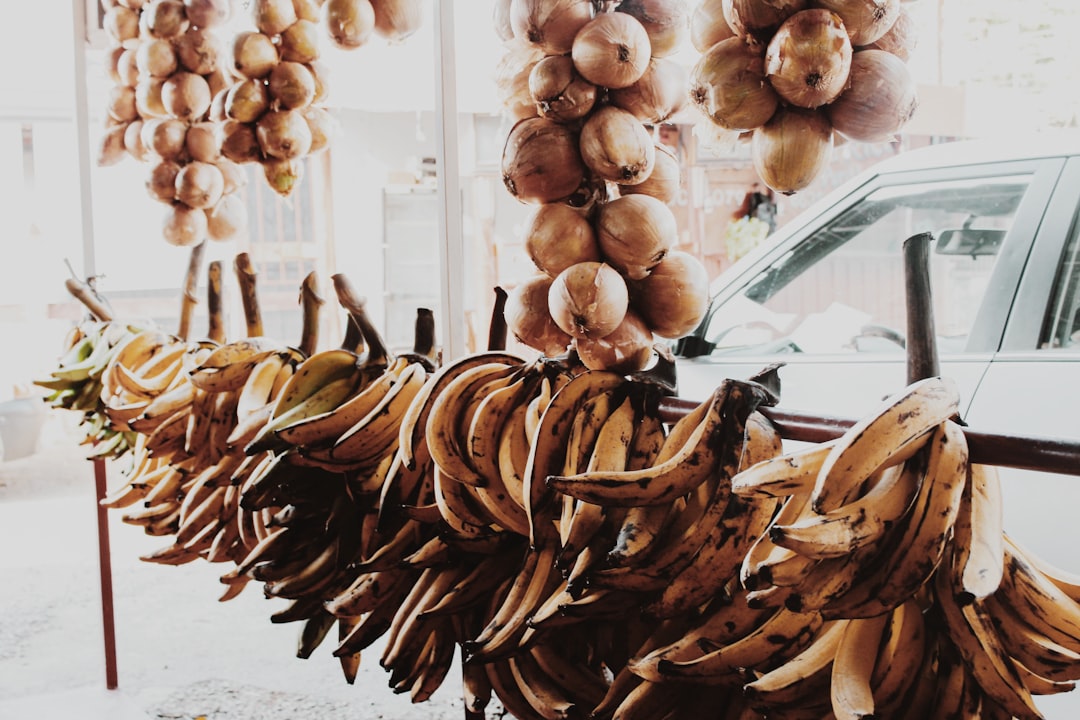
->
<box><xmin>92</xmin><ymin>458</ymin><xmax>119</xmax><ymax>689</ymax></box>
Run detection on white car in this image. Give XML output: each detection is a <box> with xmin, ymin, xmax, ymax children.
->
<box><xmin>675</xmin><ymin>134</ymin><xmax>1080</xmax><ymax>716</ymax></box>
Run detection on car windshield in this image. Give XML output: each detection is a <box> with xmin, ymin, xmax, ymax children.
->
<box><xmin>700</xmin><ymin>174</ymin><xmax>1033</xmax><ymax>356</ymax></box>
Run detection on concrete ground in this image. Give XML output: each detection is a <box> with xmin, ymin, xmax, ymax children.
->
<box><xmin>0</xmin><ymin>410</ymin><xmax>486</xmax><ymax>720</ymax></box>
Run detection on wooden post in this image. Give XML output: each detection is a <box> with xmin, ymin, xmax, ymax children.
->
<box><xmin>92</xmin><ymin>458</ymin><xmax>119</xmax><ymax>689</ymax></box>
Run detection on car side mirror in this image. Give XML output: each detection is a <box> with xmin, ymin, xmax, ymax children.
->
<box><xmin>936</xmin><ymin>228</ymin><xmax>1006</xmax><ymax>256</ymax></box>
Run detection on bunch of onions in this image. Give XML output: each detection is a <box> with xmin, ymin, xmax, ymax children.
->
<box><xmin>765</xmin><ymin>9</ymin><xmax>852</xmax><ymax>108</ymax></box>
<box><xmin>524</xmin><ymin>203</ymin><xmax>601</xmax><ymax>277</ymax></box>
<box><xmin>615</xmin><ymin>0</ymin><xmax>690</xmax><ymax>58</ymax></box>
<box><xmin>595</xmin><ymin>194</ymin><xmax>677</xmax><ymax>280</ymax></box>
<box><xmin>752</xmin><ymin>107</ymin><xmax>834</xmax><ymax>195</ymax></box>
<box><xmin>608</xmin><ymin>57</ymin><xmax>688</xmax><ymax>125</ymax></box>
<box><xmin>722</xmin><ymin>0</ymin><xmax>807</xmax><ymax>44</ymax></box>
<box><xmin>812</xmin><ymin>0</ymin><xmax>900</xmax><ymax>47</ymax></box>
<box><xmin>826</xmin><ymin>49</ymin><xmax>917</xmax><ymax>142</ymax></box>
<box><xmin>510</xmin><ymin>0</ymin><xmax>594</xmax><ymax>55</ymax></box>
<box><xmin>547</xmin><ymin>261</ymin><xmax>629</xmax><ymax>340</ymax></box>
<box><xmin>502</xmin><ymin>117</ymin><xmax>587</xmax><ymax>204</ymax></box>
<box><xmin>689</xmin><ymin>37</ymin><xmax>779</xmax><ymax>131</ymax></box>
<box><xmin>529</xmin><ymin>55</ymin><xmax>597</xmax><ymax>123</ymax></box>
<box><xmin>571</xmin><ymin>11</ymin><xmax>652</xmax><ymax>90</ymax></box>
<box><xmin>579</xmin><ymin>106</ymin><xmax>656</xmax><ymax>186</ymax></box>
<box><xmin>628</xmin><ymin>250</ymin><xmax>710</xmax><ymax>339</ymax></box>
<box><xmin>504</xmin><ymin>275</ymin><xmax>574</xmax><ymax>357</ymax></box>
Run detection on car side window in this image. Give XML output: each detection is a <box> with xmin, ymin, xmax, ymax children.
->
<box><xmin>1040</xmin><ymin>212</ymin><xmax>1080</xmax><ymax>350</ymax></box>
<box><xmin>704</xmin><ymin>175</ymin><xmax>1033</xmax><ymax>356</ymax></box>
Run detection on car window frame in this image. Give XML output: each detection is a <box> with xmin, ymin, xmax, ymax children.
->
<box><xmin>695</xmin><ymin>156</ymin><xmax>1065</xmax><ymax>359</ymax></box>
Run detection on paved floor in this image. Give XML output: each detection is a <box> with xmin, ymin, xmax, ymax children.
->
<box><xmin>0</xmin><ymin>411</ymin><xmax>475</xmax><ymax>719</ymax></box>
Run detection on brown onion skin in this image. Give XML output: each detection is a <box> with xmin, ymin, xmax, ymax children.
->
<box><xmin>579</xmin><ymin>106</ymin><xmax>656</xmax><ymax>186</ymax></box>
<box><xmin>502</xmin><ymin>117</ymin><xmax>587</xmax><ymax>204</ymax></box>
<box><xmin>505</xmin><ymin>274</ymin><xmax>574</xmax><ymax>357</ymax></box>
<box><xmin>752</xmin><ymin>106</ymin><xmax>833</xmax><ymax>195</ymax></box>
<box><xmin>529</xmin><ymin>55</ymin><xmax>597</xmax><ymax>123</ymax></box>
<box><xmin>619</xmin><ymin>143</ymin><xmax>681</xmax><ymax>205</ymax></box>
<box><xmin>689</xmin><ymin>36</ymin><xmax>779</xmax><ymax>131</ymax></box>
<box><xmin>691</xmin><ymin>0</ymin><xmax>736</xmax><ymax>52</ymax></box>
<box><xmin>615</xmin><ymin>0</ymin><xmax>690</xmax><ymax>58</ymax></box>
<box><xmin>608</xmin><ymin>57</ymin><xmax>688</xmax><ymax>125</ymax></box>
<box><xmin>813</xmin><ymin>0</ymin><xmax>900</xmax><ymax>46</ymax></box>
<box><xmin>864</xmin><ymin>4</ymin><xmax>916</xmax><ymax>61</ymax></box>
<box><xmin>571</xmin><ymin>12</ymin><xmax>652</xmax><ymax>90</ymax></box>
<box><xmin>826</xmin><ymin>49</ymin><xmax>917</xmax><ymax>143</ymax></box>
<box><xmin>722</xmin><ymin>0</ymin><xmax>807</xmax><ymax>45</ymax></box>
<box><xmin>511</xmin><ymin>0</ymin><xmax>594</xmax><ymax>55</ymax></box>
<box><xmin>163</xmin><ymin>202</ymin><xmax>209</xmax><ymax>247</ymax></box>
<box><xmin>765</xmin><ymin>9</ymin><xmax>852</xmax><ymax>109</ymax></box>
<box><xmin>596</xmin><ymin>194</ymin><xmax>678</xmax><ymax>280</ymax></box>
<box><xmin>524</xmin><ymin>203</ymin><xmax>601</xmax><ymax>277</ymax></box>
<box><xmin>628</xmin><ymin>250</ymin><xmax>710</xmax><ymax>339</ymax></box>
<box><xmin>573</xmin><ymin>308</ymin><xmax>654</xmax><ymax>373</ymax></box>
<box><xmin>548</xmin><ymin>262</ymin><xmax>629</xmax><ymax>340</ymax></box>
<box><xmin>493</xmin><ymin>0</ymin><xmax>515</xmax><ymax>41</ymax></box>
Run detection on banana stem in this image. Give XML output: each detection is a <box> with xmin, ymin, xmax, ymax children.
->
<box><xmin>234</xmin><ymin>252</ymin><xmax>263</xmax><ymax>338</ymax></box>
<box><xmin>207</xmin><ymin>260</ymin><xmax>226</xmax><ymax>344</ymax></box>
<box><xmin>332</xmin><ymin>273</ymin><xmax>393</xmax><ymax>367</ymax></box>
<box><xmin>413</xmin><ymin>307</ymin><xmax>437</xmax><ymax>360</ymax></box>
<box><xmin>903</xmin><ymin>232</ymin><xmax>939</xmax><ymax>383</ymax></box>
<box><xmin>177</xmin><ymin>241</ymin><xmax>205</xmax><ymax>341</ymax></box>
<box><xmin>64</xmin><ymin>277</ymin><xmax>114</xmax><ymax>322</ymax></box>
<box><xmin>487</xmin><ymin>287</ymin><xmax>509</xmax><ymax>352</ymax></box>
<box><xmin>298</xmin><ymin>270</ymin><xmax>324</xmax><ymax>357</ymax></box>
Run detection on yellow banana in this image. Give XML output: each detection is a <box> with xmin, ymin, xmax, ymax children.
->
<box><xmin>831</xmin><ymin>612</ymin><xmax>890</xmax><ymax>720</ymax></box>
<box><xmin>742</xmin><ymin>618</ymin><xmax>848</xmax><ymax>713</ymax></box>
<box><xmin>949</xmin><ymin>462</ymin><xmax>1005</xmax><ymax>603</ymax></box>
<box><xmin>731</xmin><ymin>439</ymin><xmax>837</xmax><ymax>498</ymax></box>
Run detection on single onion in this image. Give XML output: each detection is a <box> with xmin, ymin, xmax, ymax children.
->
<box><xmin>221</xmin><ymin>121</ymin><xmax>263</xmax><ymax>163</ymax></box>
<box><xmin>571</xmin><ymin>12</ymin><xmax>651</xmax><ymax>90</ymax></box>
<box><xmin>262</xmin><ymin>157</ymin><xmax>304</xmax><ymax>196</ymax></box>
<box><xmin>268</xmin><ymin>62</ymin><xmax>317</xmax><ymax>110</ymax></box>
<box><xmin>765</xmin><ymin>9</ymin><xmax>852</xmax><ymax>109</ymax></box>
<box><xmin>116</xmin><ymin>49</ymin><xmax>140</xmax><ymax>87</ymax></box>
<box><xmin>98</xmin><ymin>125</ymin><xmax>128</xmax><ymax>167</ymax></box>
<box><xmin>579</xmin><ymin>105</ymin><xmax>655</xmax><ymax>186</ymax></box>
<box><xmin>256</xmin><ymin>109</ymin><xmax>313</xmax><ymax>159</ymax></box>
<box><xmin>106</xmin><ymin>46</ymin><xmax>126</xmax><ymax>85</ymax></box>
<box><xmin>149</xmin><ymin>118</ymin><xmax>189</xmax><ymax>160</ymax></box>
<box><xmin>689</xmin><ymin>36</ymin><xmax>778</xmax><ymax>131</ymax></box>
<box><xmin>548</xmin><ymin>262</ymin><xmax>629</xmax><ymax>340</ymax></box>
<box><xmin>163</xmin><ymin>202</ymin><xmax>209</xmax><ymax>247</ymax></box>
<box><xmin>370</xmin><ymin>0</ymin><xmax>424</xmax><ymax>42</ymax></box>
<box><xmin>303</xmin><ymin>106</ymin><xmax>336</xmax><ymax>154</ymax></box>
<box><xmin>162</xmin><ymin>72</ymin><xmax>212</xmax><ymax>120</ymax></box>
<box><xmin>183</xmin><ymin>0</ymin><xmax>232</xmax><ymax>28</ymax></box>
<box><xmin>107</xmin><ymin>86</ymin><xmax>138</xmax><ymax>123</ymax></box>
<box><xmin>528</xmin><ymin>55</ymin><xmax>597</xmax><ymax>123</ymax></box>
<box><xmin>812</xmin><ymin>0</ymin><xmax>899</xmax><ymax>46</ymax></box>
<box><xmin>147</xmin><ymin>159</ymin><xmax>182</xmax><ymax>202</ymax></box>
<box><xmin>253</xmin><ymin>0</ymin><xmax>299</xmax><ymax>36</ymax></box>
<box><xmin>608</xmin><ymin>56</ymin><xmax>688</xmax><ymax>125</ymax></box>
<box><xmin>596</xmin><ymin>194</ymin><xmax>677</xmax><ymax>280</ymax></box>
<box><xmin>826</xmin><ymin>49</ymin><xmax>917</xmax><ymax>142</ymax></box>
<box><xmin>752</xmin><ymin>106</ymin><xmax>833</xmax><ymax>195</ymax></box>
<box><xmin>232</xmin><ymin>31</ymin><xmax>280</xmax><ymax>79</ymax></box>
<box><xmin>225</xmin><ymin>78</ymin><xmax>271</xmax><ymax>123</ymax></box>
<box><xmin>141</xmin><ymin>0</ymin><xmax>190</xmax><ymax>39</ymax></box>
<box><xmin>495</xmin><ymin>41</ymin><xmax>544</xmax><ymax>121</ymax></box>
<box><xmin>207</xmin><ymin>193</ymin><xmax>248</xmax><ymax>241</ymax></box>
<box><xmin>174</xmin><ymin>28</ymin><xmax>223</xmax><ymax>76</ymax></box>
<box><xmin>185</xmin><ymin>121</ymin><xmax>221</xmax><ymax>162</ymax></box>
<box><xmin>493</xmin><ymin>0</ymin><xmax>514</xmax><ymax>41</ymax></box>
<box><xmin>722</xmin><ymin>0</ymin><xmax>807</xmax><ymax>44</ymax></box>
<box><xmin>280</xmin><ymin>19</ymin><xmax>321</xmax><ymax>64</ymax></box>
<box><xmin>865</xmin><ymin>4</ymin><xmax>916</xmax><ymax>61</ymax></box>
<box><xmin>691</xmin><ymin>0</ymin><xmax>736</xmax><ymax>52</ymax></box>
<box><xmin>103</xmin><ymin>6</ymin><xmax>139</xmax><ymax>45</ymax></box>
<box><xmin>206</xmin><ymin>69</ymin><xmax>232</xmax><ymax>100</ymax></box>
<box><xmin>175</xmin><ymin>161</ymin><xmax>225</xmax><ymax>210</ymax></box>
<box><xmin>510</xmin><ymin>0</ymin><xmax>594</xmax><ymax>55</ymax></box>
<box><xmin>292</xmin><ymin>0</ymin><xmax>322</xmax><ymax>22</ymax></box>
<box><xmin>573</xmin><ymin>308</ymin><xmax>653</xmax><ymax>373</ymax></box>
<box><xmin>135</xmin><ymin>38</ymin><xmax>178</xmax><ymax>78</ymax></box>
<box><xmin>123</xmin><ymin>120</ymin><xmax>149</xmax><ymax>161</ymax></box>
<box><xmin>628</xmin><ymin>250</ymin><xmax>710</xmax><ymax>339</ymax></box>
<box><xmin>504</xmin><ymin>275</ymin><xmax>574</xmax><ymax>357</ymax></box>
<box><xmin>502</xmin><ymin>117</ymin><xmax>586</xmax><ymax>204</ymax></box>
<box><xmin>308</xmin><ymin>61</ymin><xmax>331</xmax><ymax>103</ymax></box>
<box><xmin>524</xmin><ymin>203</ymin><xmax>600</xmax><ymax>277</ymax></box>
<box><xmin>322</xmin><ymin>0</ymin><xmax>377</xmax><ymax>49</ymax></box>
<box><xmin>619</xmin><ymin>143</ymin><xmax>680</xmax><ymax>205</ymax></box>
<box><xmin>616</xmin><ymin>0</ymin><xmax>690</xmax><ymax>58</ymax></box>
<box><xmin>135</xmin><ymin>79</ymin><xmax>168</xmax><ymax>118</ymax></box>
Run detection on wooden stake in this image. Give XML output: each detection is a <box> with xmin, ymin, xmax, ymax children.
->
<box><xmin>177</xmin><ymin>242</ymin><xmax>205</xmax><ymax>341</ymax></box>
<box><xmin>207</xmin><ymin>260</ymin><xmax>226</xmax><ymax>344</ymax></box>
<box><xmin>299</xmin><ymin>270</ymin><xmax>324</xmax><ymax>357</ymax></box>
<box><xmin>234</xmin><ymin>252</ymin><xmax>263</xmax><ymax>338</ymax></box>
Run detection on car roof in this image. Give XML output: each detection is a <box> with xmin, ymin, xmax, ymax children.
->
<box><xmin>870</xmin><ymin>130</ymin><xmax>1080</xmax><ymax>174</ymax></box>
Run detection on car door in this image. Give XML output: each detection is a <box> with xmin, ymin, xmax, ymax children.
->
<box><xmin>962</xmin><ymin>155</ymin><xmax>1080</xmax><ymax>718</ymax></box>
<box><xmin>675</xmin><ymin>154</ymin><xmax>1066</xmax><ymax>426</ymax></box>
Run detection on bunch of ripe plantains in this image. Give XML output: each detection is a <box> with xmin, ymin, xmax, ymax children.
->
<box><xmin>41</xmin><ymin>272</ymin><xmax>1080</xmax><ymax>720</ymax></box>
